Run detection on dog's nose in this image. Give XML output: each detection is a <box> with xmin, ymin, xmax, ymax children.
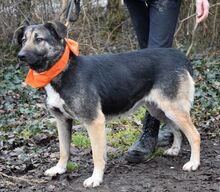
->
<box><xmin>18</xmin><ymin>52</ymin><xmax>27</xmax><ymax>61</ymax></box>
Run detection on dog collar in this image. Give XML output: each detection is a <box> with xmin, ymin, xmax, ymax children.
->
<box><xmin>25</xmin><ymin>38</ymin><xmax>79</xmax><ymax>88</ymax></box>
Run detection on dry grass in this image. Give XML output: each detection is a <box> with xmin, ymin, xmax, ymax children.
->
<box><xmin>0</xmin><ymin>0</ymin><xmax>219</xmax><ymax>59</ymax></box>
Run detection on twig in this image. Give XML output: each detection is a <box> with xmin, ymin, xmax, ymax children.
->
<box><xmin>211</xmin><ymin>4</ymin><xmax>218</xmax><ymax>46</ymax></box>
<box><xmin>103</xmin><ymin>19</ymin><xmax>128</xmax><ymax>52</ymax></box>
<box><xmin>0</xmin><ymin>171</ymin><xmax>47</xmax><ymax>185</ymax></box>
<box><xmin>175</xmin><ymin>2</ymin><xmax>220</xmax><ymax>56</ymax></box>
<box><xmin>175</xmin><ymin>2</ymin><xmax>220</xmax><ymax>37</ymax></box>
<box><xmin>186</xmin><ymin>22</ymin><xmax>198</xmax><ymax>57</ymax></box>
<box><xmin>144</xmin><ymin>155</ymin><xmax>156</xmax><ymax>163</ymax></box>
<box><xmin>80</xmin><ymin>43</ymin><xmax>98</xmax><ymax>54</ymax></box>
<box><xmin>180</xmin><ymin>2</ymin><xmax>220</xmax><ymax>24</ymax></box>
<box><xmin>0</xmin><ymin>0</ymin><xmax>26</xmax><ymax>14</ymax></box>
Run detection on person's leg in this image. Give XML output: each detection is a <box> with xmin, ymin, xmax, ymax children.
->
<box><xmin>124</xmin><ymin>0</ymin><xmax>149</xmax><ymax>49</ymax></box>
<box><xmin>126</xmin><ymin>113</ymin><xmax>160</xmax><ymax>163</ymax></box>
<box><xmin>125</xmin><ymin>0</ymin><xmax>181</xmax><ymax>163</ymax></box>
<box><xmin>147</xmin><ymin>0</ymin><xmax>181</xmax><ymax>147</ymax></box>
<box><xmin>148</xmin><ymin>0</ymin><xmax>181</xmax><ymax>48</ymax></box>
<box><xmin>125</xmin><ymin>0</ymin><xmax>160</xmax><ymax>163</ymax></box>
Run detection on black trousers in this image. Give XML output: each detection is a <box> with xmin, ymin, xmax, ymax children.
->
<box><xmin>124</xmin><ymin>0</ymin><xmax>181</xmax><ymax>49</ymax></box>
<box><xmin>125</xmin><ymin>0</ymin><xmax>181</xmax><ymax>137</ymax></box>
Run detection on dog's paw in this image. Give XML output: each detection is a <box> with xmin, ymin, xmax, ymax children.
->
<box><xmin>83</xmin><ymin>175</ymin><xmax>103</xmax><ymax>188</ymax></box>
<box><xmin>183</xmin><ymin>161</ymin><xmax>200</xmax><ymax>171</ymax></box>
<box><xmin>44</xmin><ymin>166</ymin><xmax>66</xmax><ymax>177</ymax></box>
<box><xmin>164</xmin><ymin>147</ymin><xmax>180</xmax><ymax>156</ymax></box>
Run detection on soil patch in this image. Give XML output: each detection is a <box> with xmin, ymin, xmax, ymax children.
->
<box><xmin>0</xmin><ymin>133</ymin><xmax>219</xmax><ymax>192</ymax></box>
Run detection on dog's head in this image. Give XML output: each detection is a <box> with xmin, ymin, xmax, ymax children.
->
<box><xmin>16</xmin><ymin>21</ymin><xmax>67</xmax><ymax>72</ymax></box>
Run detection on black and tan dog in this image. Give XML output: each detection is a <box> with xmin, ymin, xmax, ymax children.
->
<box><xmin>16</xmin><ymin>21</ymin><xmax>200</xmax><ymax>187</ymax></box>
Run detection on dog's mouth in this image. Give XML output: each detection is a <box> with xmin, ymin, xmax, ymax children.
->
<box><xmin>28</xmin><ymin>62</ymin><xmax>49</xmax><ymax>73</ymax></box>
<box><xmin>18</xmin><ymin>57</ymin><xmax>46</xmax><ymax>72</ymax></box>
<box><xmin>19</xmin><ymin>55</ymin><xmax>49</xmax><ymax>72</ymax></box>
<box><xmin>18</xmin><ymin>60</ymin><xmax>28</xmax><ymax>67</ymax></box>
<box><xmin>28</xmin><ymin>63</ymin><xmax>42</xmax><ymax>71</ymax></box>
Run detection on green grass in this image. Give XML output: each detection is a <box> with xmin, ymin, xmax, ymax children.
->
<box><xmin>107</xmin><ymin>125</ymin><xmax>140</xmax><ymax>151</ymax></box>
<box><xmin>153</xmin><ymin>148</ymin><xmax>164</xmax><ymax>156</ymax></box>
<box><xmin>66</xmin><ymin>161</ymin><xmax>79</xmax><ymax>172</ymax></box>
<box><xmin>72</xmin><ymin>132</ymin><xmax>91</xmax><ymax>148</ymax></box>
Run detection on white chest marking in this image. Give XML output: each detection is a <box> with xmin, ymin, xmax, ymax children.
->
<box><xmin>45</xmin><ymin>84</ymin><xmax>71</xmax><ymax>118</ymax></box>
<box><xmin>45</xmin><ymin>84</ymin><xmax>64</xmax><ymax>108</ymax></box>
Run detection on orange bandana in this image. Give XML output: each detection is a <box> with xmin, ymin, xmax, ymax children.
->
<box><xmin>25</xmin><ymin>38</ymin><xmax>79</xmax><ymax>88</ymax></box>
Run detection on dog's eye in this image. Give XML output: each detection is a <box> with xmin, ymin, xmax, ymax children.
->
<box><xmin>21</xmin><ymin>38</ymin><xmax>26</xmax><ymax>45</ymax></box>
<box><xmin>36</xmin><ymin>38</ymin><xmax>44</xmax><ymax>43</ymax></box>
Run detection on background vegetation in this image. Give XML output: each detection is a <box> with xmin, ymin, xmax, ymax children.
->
<box><xmin>0</xmin><ymin>0</ymin><xmax>219</xmax><ymax>153</ymax></box>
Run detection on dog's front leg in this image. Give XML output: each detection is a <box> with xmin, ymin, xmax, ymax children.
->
<box><xmin>83</xmin><ymin>110</ymin><xmax>106</xmax><ymax>188</ymax></box>
<box><xmin>45</xmin><ymin>118</ymin><xmax>72</xmax><ymax>176</ymax></box>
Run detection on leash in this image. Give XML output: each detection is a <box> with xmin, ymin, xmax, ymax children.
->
<box><xmin>63</xmin><ymin>0</ymin><xmax>81</xmax><ymax>27</ymax></box>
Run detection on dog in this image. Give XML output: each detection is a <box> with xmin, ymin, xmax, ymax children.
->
<box><xmin>16</xmin><ymin>21</ymin><xmax>200</xmax><ymax>188</ymax></box>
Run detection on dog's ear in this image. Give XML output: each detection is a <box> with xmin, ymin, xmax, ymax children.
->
<box><xmin>13</xmin><ymin>21</ymin><xmax>29</xmax><ymax>46</ymax></box>
<box><xmin>13</xmin><ymin>25</ymin><xmax>26</xmax><ymax>46</ymax></box>
<box><xmin>44</xmin><ymin>21</ymin><xmax>67</xmax><ymax>40</ymax></box>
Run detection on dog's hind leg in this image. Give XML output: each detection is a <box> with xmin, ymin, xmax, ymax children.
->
<box><xmin>83</xmin><ymin>109</ymin><xmax>106</xmax><ymax>188</ymax></box>
<box><xmin>148</xmin><ymin>72</ymin><xmax>200</xmax><ymax>171</ymax></box>
<box><xmin>162</xmin><ymin>104</ymin><xmax>200</xmax><ymax>171</ymax></box>
<box><xmin>163</xmin><ymin>121</ymin><xmax>182</xmax><ymax>156</ymax></box>
<box><xmin>44</xmin><ymin>118</ymin><xmax>72</xmax><ymax>176</ymax></box>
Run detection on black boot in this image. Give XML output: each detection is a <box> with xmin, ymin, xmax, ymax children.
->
<box><xmin>126</xmin><ymin>112</ymin><xmax>160</xmax><ymax>163</ymax></box>
<box><xmin>157</xmin><ymin>126</ymin><xmax>173</xmax><ymax>147</ymax></box>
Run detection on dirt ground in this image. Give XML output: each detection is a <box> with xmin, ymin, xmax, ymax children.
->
<box><xmin>0</xmin><ymin>132</ymin><xmax>219</xmax><ymax>192</ymax></box>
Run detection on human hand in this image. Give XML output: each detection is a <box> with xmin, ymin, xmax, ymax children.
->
<box><xmin>196</xmin><ymin>0</ymin><xmax>209</xmax><ymax>23</ymax></box>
